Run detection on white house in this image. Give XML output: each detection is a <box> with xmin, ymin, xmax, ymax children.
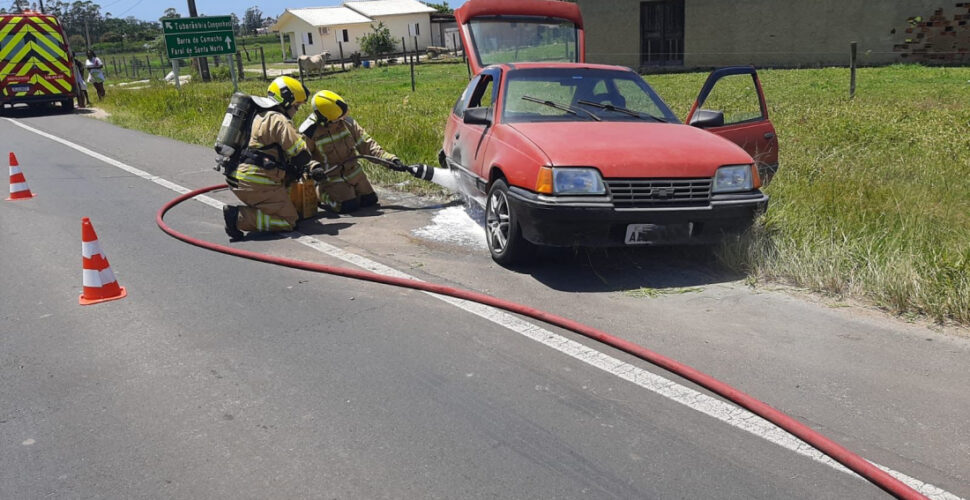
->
<box><xmin>271</xmin><ymin>6</ymin><xmax>373</xmax><ymax>60</ymax></box>
<box><xmin>344</xmin><ymin>0</ymin><xmax>435</xmax><ymax>52</ymax></box>
<box><xmin>271</xmin><ymin>0</ymin><xmax>436</xmax><ymax>61</ymax></box>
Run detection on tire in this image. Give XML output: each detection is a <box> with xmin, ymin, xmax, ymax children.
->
<box><xmin>485</xmin><ymin>179</ymin><xmax>535</xmax><ymax>266</ymax></box>
<box><xmin>61</xmin><ymin>98</ymin><xmax>75</xmax><ymax>113</ymax></box>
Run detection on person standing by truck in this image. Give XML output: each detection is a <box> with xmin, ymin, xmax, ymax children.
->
<box><xmin>85</xmin><ymin>50</ymin><xmax>106</xmax><ymax>100</ymax></box>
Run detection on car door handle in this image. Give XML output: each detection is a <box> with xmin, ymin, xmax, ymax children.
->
<box><xmin>764</xmin><ymin>132</ymin><xmax>775</xmax><ymax>140</ymax></box>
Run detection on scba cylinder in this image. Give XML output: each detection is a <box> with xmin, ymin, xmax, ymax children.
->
<box><xmin>215</xmin><ymin>92</ymin><xmax>255</xmax><ymax>159</ymax></box>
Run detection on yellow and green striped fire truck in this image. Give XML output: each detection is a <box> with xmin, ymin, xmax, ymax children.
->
<box><xmin>0</xmin><ymin>11</ymin><xmax>76</xmax><ymax>113</ymax></box>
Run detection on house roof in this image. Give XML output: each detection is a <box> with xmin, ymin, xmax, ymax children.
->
<box><xmin>344</xmin><ymin>0</ymin><xmax>436</xmax><ymax>18</ymax></box>
<box><xmin>273</xmin><ymin>6</ymin><xmax>372</xmax><ymax>30</ymax></box>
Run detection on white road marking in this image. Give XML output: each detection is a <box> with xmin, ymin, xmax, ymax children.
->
<box><xmin>5</xmin><ymin>117</ymin><xmax>962</xmax><ymax>500</ymax></box>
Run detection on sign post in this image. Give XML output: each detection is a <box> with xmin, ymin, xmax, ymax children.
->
<box><xmin>162</xmin><ymin>16</ymin><xmax>237</xmax><ymax>91</ymax></box>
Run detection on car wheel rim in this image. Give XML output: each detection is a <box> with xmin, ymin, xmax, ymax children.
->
<box><xmin>487</xmin><ymin>190</ymin><xmax>510</xmax><ymax>254</ymax></box>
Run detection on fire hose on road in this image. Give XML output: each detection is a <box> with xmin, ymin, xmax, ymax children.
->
<box><xmin>158</xmin><ymin>183</ymin><xmax>927</xmax><ymax>500</ymax></box>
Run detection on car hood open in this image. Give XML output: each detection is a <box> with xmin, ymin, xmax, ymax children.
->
<box><xmin>507</xmin><ymin>121</ymin><xmax>754</xmax><ymax>178</ymax></box>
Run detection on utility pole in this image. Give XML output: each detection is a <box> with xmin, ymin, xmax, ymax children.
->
<box><xmin>186</xmin><ymin>0</ymin><xmax>211</xmax><ymax>82</ymax></box>
<box><xmin>38</xmin><ymin>0</ymin><xmax>45</xmax><ymax>13</ymax></box>
<box><xmin>84</xmin><ymin>16</ymin><xmax>91</xmax><ymax>49</ymax></box>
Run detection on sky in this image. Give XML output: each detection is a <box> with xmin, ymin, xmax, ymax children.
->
<box><xmin>103</xmin><ymin>0</ymin><xmax>468</xmax><ymax>23</ymax></box>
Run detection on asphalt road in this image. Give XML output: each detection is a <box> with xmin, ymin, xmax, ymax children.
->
<box><xmin>1</xmin><ymin>109</ymin><xmax>967</xmax><ymax>499</ymax></box>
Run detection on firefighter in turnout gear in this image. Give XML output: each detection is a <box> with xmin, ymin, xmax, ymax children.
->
<box><xmin>223</xmin><ymin>76</ymin><xmax>317</xmax><ymax>239</ymax></box>
<box><xmin>301</xmin><ymin>90</ymin><xmax>403</xmax><ymax>214</ymax></box>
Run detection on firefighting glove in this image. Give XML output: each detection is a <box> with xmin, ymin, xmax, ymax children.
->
<box><xmin>309</xmin><ymin>162</ymin><xmax>339</xmax><ymax>182</ymax></box>
<box><xmin>388</xmin><ymin>158</ymin><xmax>409</xmax><ymax>172</ymax></box>
<box><xmin>407</xmin><ymin>163</ymin><xmax>434</xmax><ymax>181</ymax></box>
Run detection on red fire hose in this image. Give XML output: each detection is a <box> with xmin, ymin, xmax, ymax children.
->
<box><xmin>158</xmin><ymin>184</ymin><xmax>926</xmax><ymax>500</ymax></box>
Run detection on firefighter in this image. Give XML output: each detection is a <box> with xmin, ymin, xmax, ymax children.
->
<box><xmin>302</xmin><ymin>90</ymin><xmax>407</xmax><ymax>214</ymax></box>
<box><xmin>223</xmin><ymin>76</ymin><xmax>317</xmax><ymax>239</ymax></box>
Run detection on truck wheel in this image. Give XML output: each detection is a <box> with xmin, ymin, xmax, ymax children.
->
<box><xmin>61</xmin><ymin>99</ymin><xmax>75</xmax><ymax>113</ymax></box>
<box><xmin>485</xmin><ymin>179</ymin><xmax>534</xmax><ymax>266</ymax></box>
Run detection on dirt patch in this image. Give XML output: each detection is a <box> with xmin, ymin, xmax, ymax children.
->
<box><xmin>79</xmin><ymin>107</ymin><xmax>111</xmax><ymax>120</ymax></box>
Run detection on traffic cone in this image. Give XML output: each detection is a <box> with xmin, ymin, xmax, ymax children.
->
<box><xmin>6</xmin><ymin>152</ymin><xmax>35</xmax><ymax>200</ymax></box>
<box><xmin>79</xmin><ymin>217</ymin><xmax>127</xmax><ymax>305</ymax></box>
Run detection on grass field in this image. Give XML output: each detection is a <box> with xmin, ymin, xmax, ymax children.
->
<box><xmin>94</xmin><ymin>63</ymin><xmax>970</xmax><ymax>325</ymax></box>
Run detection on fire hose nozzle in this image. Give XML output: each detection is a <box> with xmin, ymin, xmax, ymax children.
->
<box><xmin>408</xmin><ymin>163</ymin><xmax>434</xmax><ymax>181</ymax></box>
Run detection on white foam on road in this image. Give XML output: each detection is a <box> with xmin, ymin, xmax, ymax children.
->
<box><xmin>4</xmin><ymin>117</ymin><xmax>963</xmax><ymax>500</ymax></box>
<box><xmin>412</xmin><ymin>206</ymin><xmax>487</xmax><ymax>249</ymax></box>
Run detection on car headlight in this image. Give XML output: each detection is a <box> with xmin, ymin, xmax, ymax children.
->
<box><xmin>712</xmin><ymin>164</ymin><xmax>754</xmax><ymax>193</ymax></box>
<box><xmin>540</xmin><ymin>167</ymin><xmax>605</xmax><ymax>195</ymax></box>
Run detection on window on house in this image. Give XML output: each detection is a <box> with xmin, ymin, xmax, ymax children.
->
<box><xmin>342</xmin><ymin>29</ymin><xmax>349</xmax><ymax>42</ymax></box>
<box><xmin>415</xmin><ymin>23</ymin><xmax>420</xmax><ymax>36</ymax></box>
<box><xmin>319</xmin><ymin>27</ymin><xmax>329</xmax><ymax>35</ymax></box>
<box><xmin>307</xmin><ymin>32</ymin><xmax>314</xmax><ymax>45</ymax></box>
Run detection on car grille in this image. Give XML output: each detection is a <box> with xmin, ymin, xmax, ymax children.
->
<box><xmin>606</xmin><ymin>178</ymin><xmax>712</xmax><ymax>208</ymax></box>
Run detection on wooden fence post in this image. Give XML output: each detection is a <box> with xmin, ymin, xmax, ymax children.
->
<box><xmin>414</xmin><ymin>36</ymin><xmax>419</xmax><ymax>64</ymax></box>
<box><xmin>145</xmin><ymin>55</ymin><xmax>152</xmax><ymax>79</ymax></box>
<box><xmin>236</xmin><ymin>51</ymin><xmax>244</xmax><ymax>80</ymax></box>
<box><xmin>259</xmin><ymin>46</ymin><xmax>267</xmax><ymax>80</ymax></box>
<box><xmin>339</xmin><ymin>42</ymin><xmax>345</xmax><ymax>71</ymax></box>
<box><xmin>849</xmin><ymin>41</ymin><xmax>857</xmax><ymax>99</ymax></box>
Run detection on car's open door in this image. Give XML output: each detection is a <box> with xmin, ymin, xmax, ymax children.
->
<box><xmin>685</xmin><ymin>66</ymin><xmax>779</xmax><ymax>185</ymax></box>
<box><xmin>453</xmin><ymin>0</ymin><xmax>585</xmax><ymax>76</ymax></box>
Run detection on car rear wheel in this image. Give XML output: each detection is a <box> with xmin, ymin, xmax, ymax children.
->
<box><xmin>486</xmin><ymin>179</ymin><xmax>534</xmax><ymax>266</ymax></box>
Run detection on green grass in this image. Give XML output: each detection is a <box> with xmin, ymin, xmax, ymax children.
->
<box><xmin>647</xmin><ymin>65</ymin><xmax>970</xmax><ymax>324</ymax></box>
<box><xmin>95</xmin><ymin>63</ymin><xmax>970</xmax><ymax>325</ymax></box>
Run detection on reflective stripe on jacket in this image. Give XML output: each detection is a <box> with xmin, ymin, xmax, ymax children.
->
<box><xmin>232</xmin><ymin>109</ymin><xmax>310</xmax><ymax>184</ymax></box>
<box><xmin>305</xmin><ymin>117</ymin><xmax>396</xmax><ymax>173</ymax></box>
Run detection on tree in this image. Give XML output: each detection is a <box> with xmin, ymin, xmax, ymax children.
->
<box><xmin>161</xmin><ymin>7</ymin><xmax>179</xmax><ymax>19</ymax></box>
<box><xmin>243</xmin><ymin>6</ymin><xmax>262</xmax><ymax>35</ymax></box>
<box><xmin>358</xmin><ymin>22</ymin><xmax>396</xmax><ymax>63</ymax></box>
<box><xmin>230</xmin><ymin>12</ymin><xmax>241</xmax><ymax>35</ymax></box>
<box><xmin>422</xmin><ymin>1</ymin><xmax>452</xmax><ymax>13</ymax></box>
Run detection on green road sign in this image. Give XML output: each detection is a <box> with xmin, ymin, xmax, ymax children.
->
<box><xmin>162</xmin><ymin>16</ymin><xmax>236</xmax><ymax>59</ymax></box>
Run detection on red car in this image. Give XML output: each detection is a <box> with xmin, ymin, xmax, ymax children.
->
<box><xmin>440</xmin><ymin>0</ymin><xmax>779</xmax><ymax>265</ymax></box>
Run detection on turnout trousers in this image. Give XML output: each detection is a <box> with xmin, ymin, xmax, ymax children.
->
<box><xmin>316</xmin><ymin>162</ymin><xmax>375</xmax><ymax>213</ymax></box>
<box><xmin>230</xmin><ymin>165</ymin><xmax>299</xmax><ymax>233</ymax></box>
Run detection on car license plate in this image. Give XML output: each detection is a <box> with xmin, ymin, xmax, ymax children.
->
<box><xmin>9</xmin><ymin>84</ymin><xmax>31</xmax><ymax>93</ymax></box>
<box><xmin>625</xmin><ymin>223</ymin><xmax>692</xmax><ymax>245</ymax></box>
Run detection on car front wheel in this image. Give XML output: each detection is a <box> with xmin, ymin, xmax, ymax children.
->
<box><xmin>486</xmin><ymin>179</ymin><xmax>534</xmax><ymax>266</ymax></box>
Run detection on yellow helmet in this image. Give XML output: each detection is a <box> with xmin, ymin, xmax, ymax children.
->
<box><xmin>311</xmin><ymin>90</ymin><xmax>348</xmax><ymax>124</ymax></box>
<box><xmin>267</xmin><ymin>76</ymin><xmax>309</xmax><ymax>108</ymax></box>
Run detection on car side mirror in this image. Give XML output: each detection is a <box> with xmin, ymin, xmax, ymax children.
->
<box><xmin>689</xmin><ymin>109</ymin><xmax>725</xmax><ymax>128</ymax></box>
<box><xmin>463</xmin><ymin>107</ymin><xmax>492</xmax><ymax>126</ymax></box>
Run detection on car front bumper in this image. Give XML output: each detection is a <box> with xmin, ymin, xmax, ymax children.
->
<box><xmin>507</xmin><ymin>187</ymin><xmax>769</xmax><ymax>247</ymax></box>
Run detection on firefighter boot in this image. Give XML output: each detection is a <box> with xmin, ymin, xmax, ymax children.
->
<box><xmin>223</xmin><ymin>205</ymin><xmax>244</xmax><ymax>240</ymax></box>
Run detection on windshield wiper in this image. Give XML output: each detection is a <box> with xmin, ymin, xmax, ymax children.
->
<box><xmin>577</xmin><ymin>100</ymin><xmax>667</xmax><ymax>122</ymax></box>
<box><xmin>521</xmin><ymin>95</ymin><xmax>601</xmax><ymax>121</ymax></box>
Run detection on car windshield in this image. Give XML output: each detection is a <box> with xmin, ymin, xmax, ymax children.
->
<box><xmin>468</xmin><ymin>17</ymin><xmax>578</xmax><ymax>67</ymax></box>
<box><xmin>502</xmin><ymin>68</ymin><xmax>679</xmax><ymax>123</ymax></box>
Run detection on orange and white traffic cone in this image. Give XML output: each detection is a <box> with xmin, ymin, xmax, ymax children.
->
<box><xmin>79</xmin><ymin>217</ymin><xmax>127</xmax><ymax>305</ymax></box>
<box><xmin>6</xmin><ymin>152</ymin><xmax>35</xmax><ymax>200</ymax></box>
